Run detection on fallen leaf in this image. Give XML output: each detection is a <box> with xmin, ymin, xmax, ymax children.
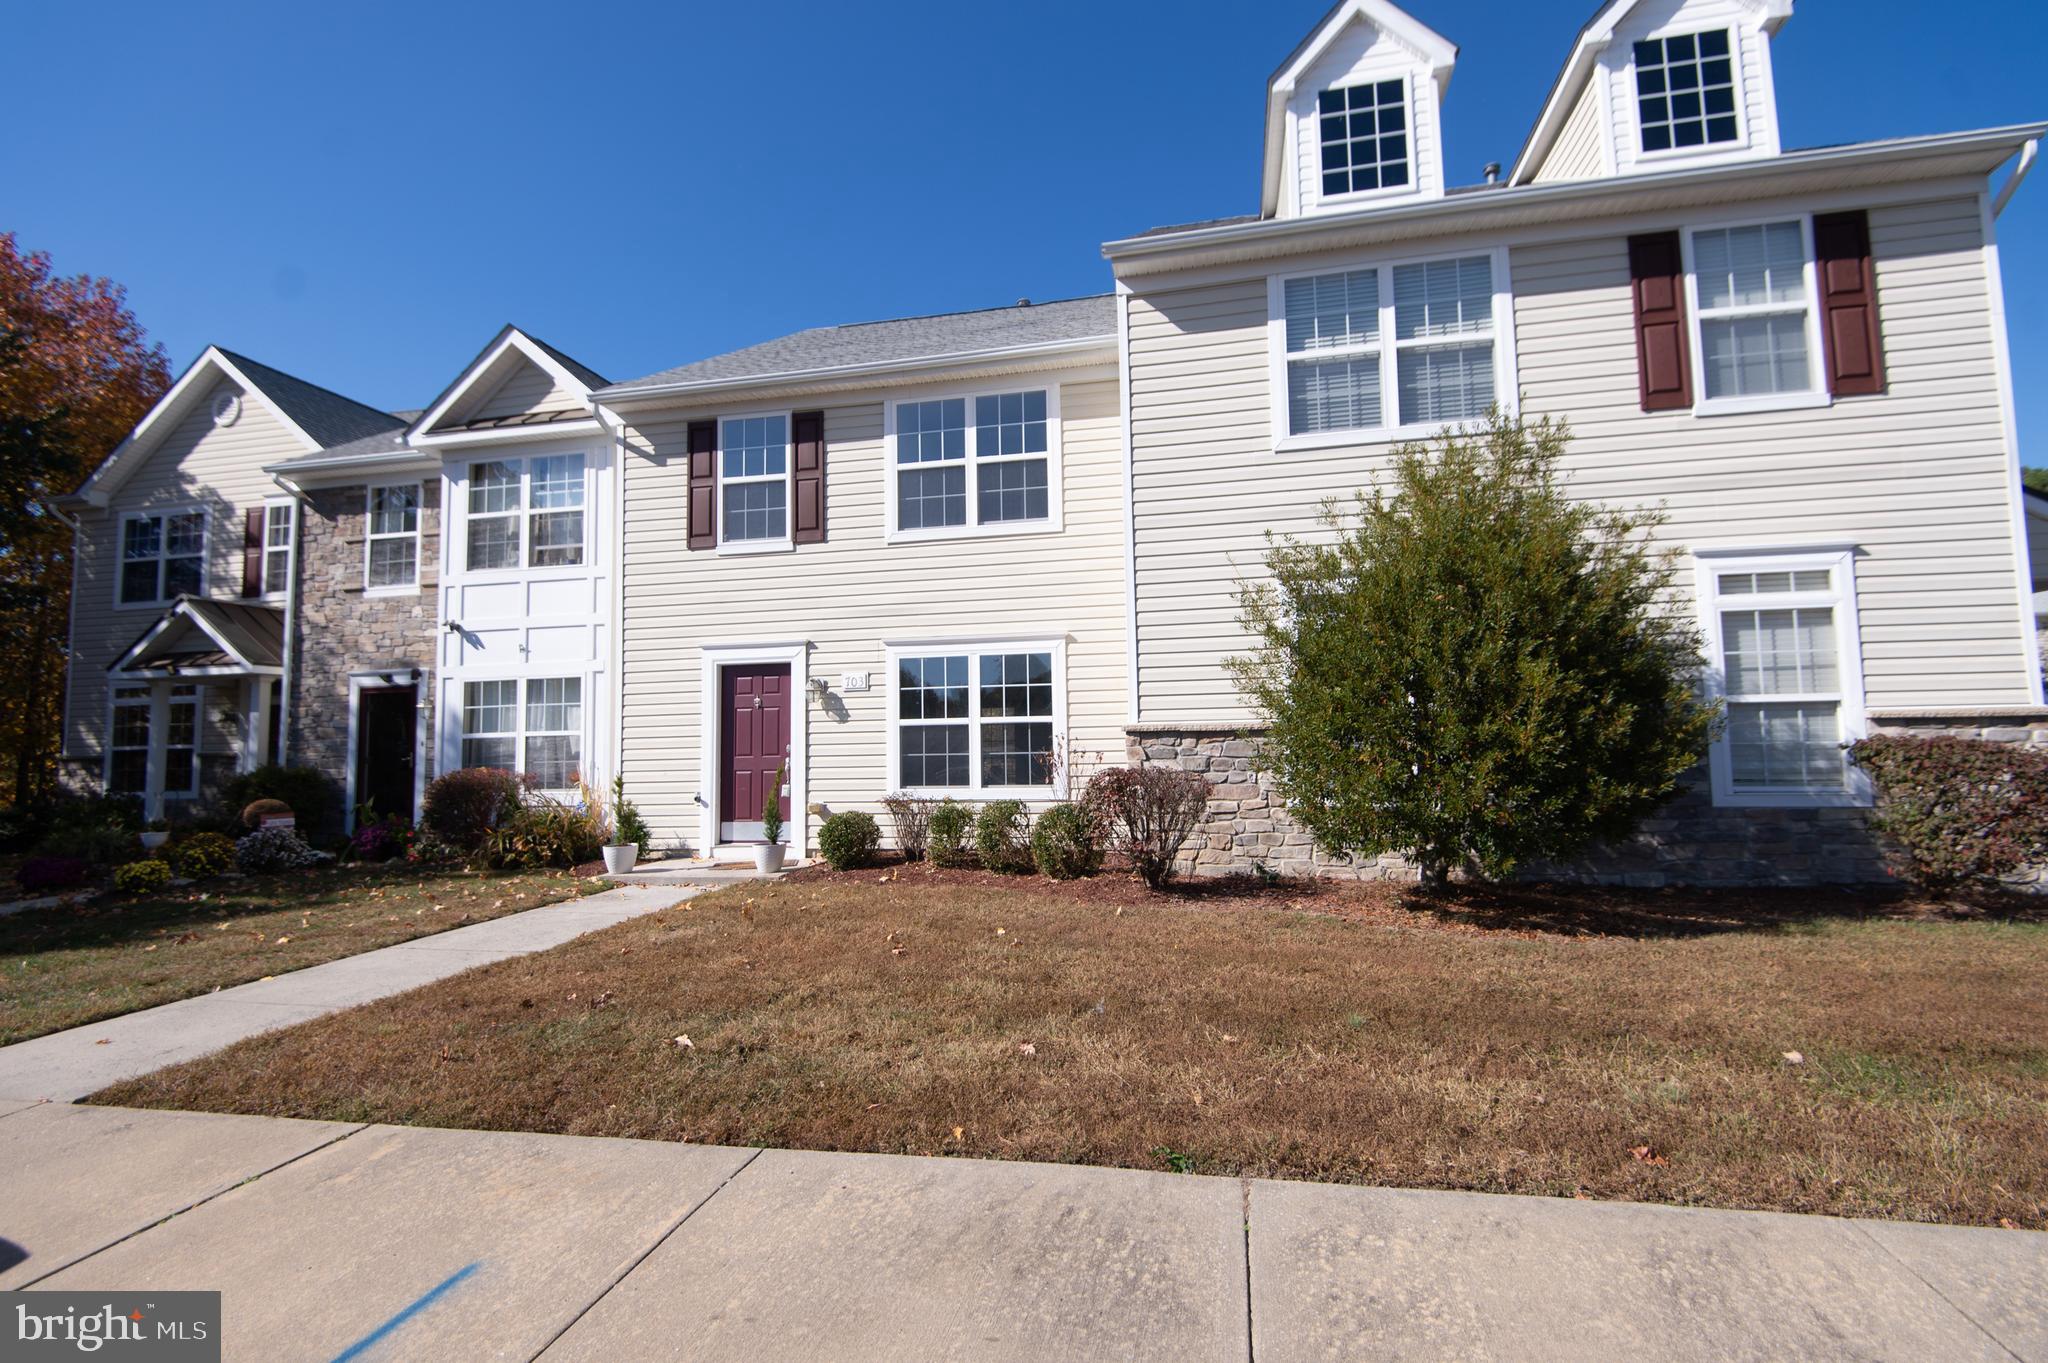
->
<box><xmin>275</xmin><ymin>936</ymin><xmax>291</xmax><ymax>944</ymax></box>
<box><xmin>94</xmin><ymin>1038</ymin><xmax>110</xmax><ymax>1046</ymax></box>
<box><xmin>1018</xmin><ymin>1042</ymin><xmax>1036</xmax><ymax>1056</ymax></box>
<box><xmin>1191</xmin><ymin>1090</ymin><xmax>1204</xmax><ymax>1106</ymax></box>
<box><xmin>1628</xmin><ymin>1145</ymin><xmax>1669</xmax><ymax>1167</ymax></box>
<box><xmin>1782</xmin><ymin>1051</ymin><xmax>1804</xmax><ymax>1065</ymax></box>
<box><xmin>2000</xmin><ymin>1218</ymin><xmax>2020</xmax><ymax>1231</ymax></box>
<box><xmin>995</xmin><ymin>927</ymin><xmax>1007</xmax><ymax>936</ymax></box>
<box><xmin>1220</xmin><ymin>1033</ymin><xmax>1238</xmax><ymax>1043</ymax></box>
<box><xmin>673</xmin><ymin>1035</ymin><xmax>694</xmax><ymax>1050</ymax></box>
<box><xmin>951</xmin><ymin>1125</ymin><xmax>964</xmax><ymax>1142</ymax></box>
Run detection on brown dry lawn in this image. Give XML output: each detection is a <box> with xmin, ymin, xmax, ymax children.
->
<box><xmin>95</xmin><ymin>867</ymin><xmax>2048</xmax><ymax>1228</ymax></box>
<box><xmin>1</xmin><ymin>864</ymin><xmax>590</xmax><ymax>1044</ymax></box>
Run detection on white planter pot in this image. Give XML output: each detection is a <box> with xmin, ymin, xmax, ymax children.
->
<box><xmin>139</xmin><ymin>831</ymin><xmax>171</xmax><ymax>851</ymax></box>
<box><xmin>601</xmin><ymin>844</ymin><xmax>639</xmax><ymax>876</ymax></box>
<box><xmin>753</xmin><ymin>843</ymin><xmax>787</xmax><ymax>874</ymax></box>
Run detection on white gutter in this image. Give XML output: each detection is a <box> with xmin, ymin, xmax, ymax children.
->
<box><xmin>1993</xmin><ymin>138</ymin><xmax>2039</xmax><ymax>218</ymax></box>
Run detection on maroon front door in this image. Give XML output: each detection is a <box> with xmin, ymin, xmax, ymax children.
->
<box><xmin>720</xmin><ymin>664</ymin><xmax>791</xmax><ymax>840</ymax></box>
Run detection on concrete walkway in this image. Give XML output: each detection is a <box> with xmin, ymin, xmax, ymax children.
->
<box><xmin>0</xmin><ymin>1102</ymin><xmax>2040</xmax><ymax>1361</ymax></box>
<box><xmin>0</xmin><ymin>882</ymin><xmax>696</xmax><ymax>1102</ymax></box>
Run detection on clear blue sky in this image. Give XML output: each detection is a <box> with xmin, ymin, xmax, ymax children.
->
<box><xmin>7</xmin><ymin>1</ymin><xmax>2042</xmax><ymax>458</ymax></box>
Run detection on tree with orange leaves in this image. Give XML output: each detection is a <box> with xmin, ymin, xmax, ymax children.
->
<box><xmin>0</xmin><ymin>233</ymin><xmax>171</xmax><ymax>809</ymax></box>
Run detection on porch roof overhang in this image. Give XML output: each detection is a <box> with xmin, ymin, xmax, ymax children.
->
<box><xmin>111</xmin><ymin>598</ymin><xmax>285</xmax><ymax>678</ymax></box>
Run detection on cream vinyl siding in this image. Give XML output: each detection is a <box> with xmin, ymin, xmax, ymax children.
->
<box><xmin>617</xmin><ymin>374</ymin><xmax>1125</xmax><ymax>850</ymax></box>
<box><xmin>1533</xmin><ymin>79</ymin><xmax>1605</xmax><ymax>184</ymax></box>
<box><xmin>467</xmin><ymin>360</ymin><xmax>585</xmax><ymax>423</ymax></box>
<box><xmin>1124</xmin><ymin>193</ymin><xmax>2031</xmax><ymax>722</ymax></box>
<box><xmin>66</xmin><ymin>380</ymin><xmax>303</xmax><ymax>763</ymax></box>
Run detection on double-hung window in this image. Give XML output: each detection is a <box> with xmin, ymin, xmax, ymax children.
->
<box><xmin>108</xmin><ymin>686</ymin><xmax>151</xmax><ymax>795</ymax></box>
<box><xmin>1279</xmin><ymin>253</ymin><xmax>1502</xmax><ymax>440</ymax></box>
<box><xmin>891</xmin><ymin>643</ymin><xmax>1061</xmax><ymax>794</ymax></box>
<box><xmin>720</xmin><ymin>415</ymin><xmax>790</xmax><ymax>546</ymax></box>
<box><xmin>459</xmin><ymin>676</ymin><xmax>583</xmax><ymax>790</ymax></box>
<box><xmin>1687</xmin><ymin>220</ymin><xmax>1822</xmax><ymax>408</ymax></box>
<box><xmin>164</xmin><ymin>684</ymin><xmax>199</xmax><ymax>798</ymax></box>
<box><xmin>1698</xmin><ymin>549</ymin><xmax>1867</xmax><ymax>806</ymax></box>
<box><xmin>888</xmin><ymin>389</ymin><xmax>1054</xmax><ymax>539</ymax></box>
<box><xmin>366</xmin><ymin>484</ymin><xmax>420</xmax><ymax>590</ymax></box>
<box><xmin>466</xmin><ymin>462</ymin><xmax>521</xmax><ymax>570</ymax></box>
<box><xmin>1634</xmin><ymin>30</ymin><xmax>1739</xmax><ymax>153</ymax></box>
<box><xmin>119</xmin><ymin>509</ymin><xmax>206</xmax><ymax>605</ymax></box>
<box><xmin>262</xmin><ymin>498</ymin><xmax>294</xmax><ymax>596</ymax></box>
<box><xmin>464</xmin><ymin>457</ymin><xmax>587</xmax><ymax>570</ymax></box>
<box><xmin>528</xmin><ymin>457</ymin><xmax>585</xmax><ymax>566</ymax></box>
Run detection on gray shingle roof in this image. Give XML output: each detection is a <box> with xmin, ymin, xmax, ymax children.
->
<box><xmin>526</xmin><ymin>335</ymin><xmax>609</xmax><ymax>390</ymax></box>
<box><xmin>217</xmin><ymin>349</ymin><xmax>407</xmax><ymax>449</ymax></box>
<box><xmin>604</xmin><ymin>295</ymin><xmax>1118</xmax><ymax>396</ymax></box>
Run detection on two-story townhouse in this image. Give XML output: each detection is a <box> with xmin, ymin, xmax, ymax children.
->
<box><xmin>1104</xmin><ymin>0</ymin><xmax>2045</xmax><ymax>884</ymax></box>
<box><xmin>592</xmin><ymin>299</ymin><xmax>1125</xmax><ymax>861</ymax></box>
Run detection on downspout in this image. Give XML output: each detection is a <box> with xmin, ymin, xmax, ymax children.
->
<box><xmin>269</xmin><ymin>471</ymin><xmax>311</xmax><ymax>768</ymax></box>
<box><xmin>1993</xmin><ymin>137</ymin><xmax>2039</xmax><ymax>218</ymax></box>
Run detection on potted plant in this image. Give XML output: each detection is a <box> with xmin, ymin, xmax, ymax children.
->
<box><xmin>602</xmin><ymin>774</ymin><xmax>647</xmax><ymax>875</ymax></box>
<box><xmin>755</xmin><ymin>760</ymin><xmax>788</xmax><ymax>873</ymax></box>
<box><xmin>139</xmin><ymin>818</ymin><xmax>171</xmax><ymax>852</ymax></box>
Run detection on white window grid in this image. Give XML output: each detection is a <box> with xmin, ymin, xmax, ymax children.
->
<box><xmin>164</xmin><ymin>684</ymin><xmax>199</xmax><ymax>799</ymax></box>
<box><xmin>117</xmin><ymin>508</ymin><xmax>207</xmax><ymax>606</ymax></box>
<box><xmin>884</xmin><ymin>641</ymin><xmax>1065</xmax><ymax>797</ymax></box>
<box><xmin>1681</xmin><ymin>215</ymin><xmax>1828</xmax><ymax>415</ymax></box>
<box><xmin>884</xmin><ymin>387</ymin><xmax>1062</xmax><ymax>542</ymax></box>
<box><xmin>365</xmin><ymin>483</ymin><xmax>421</xmax><ymax>591</ymax></box>
<box><xmin>458</xmin><ymin>676</ymin><xmax>583</xmax><ymax>791</ymax></box>
<box><xmin>462</xmin><ymin>456</ymin><xmax>588</xmax><ymax>571</ymax></box>
<box><xmin>718</xmin><ymin>414</ymin><xmax>791</xmax><ymax>549</ymax></box>
<box><xmin>1632</xmin><ymin>28</ymin><xmax>1741</xmax><ymax>155</ymax></box>
<box><xmin>262</xmin><ymin>498</ymin><xmax>295</xmax><ymax>597</ymax></box>
<box><xmin>108</xmin><ymin>686</ymin><xmax>151</xmax><ymax>796</ymax></box>
<box><xmin>1315</xmin><ymin>77</ymin><xmax>1411</xmax><ymax>199</ymax></box>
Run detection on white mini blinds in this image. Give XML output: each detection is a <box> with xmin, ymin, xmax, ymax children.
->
<box><xmin>892</xmin><ymin>389</ymin><xmax>1049</xmax><ymax>534</ymax></box>
<box><xmin>1691</xmin><ymin>222</ymin><xmax>1816</xmax><ymax>400</ymax></box>
<box><xmin>1283</xmin><ymin>255</ymin><xmax>1497</xmax><ymax>437</ymax></box>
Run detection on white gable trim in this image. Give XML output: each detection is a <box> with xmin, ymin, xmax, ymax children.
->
<box><xmin>109</xmin><ymin>599</ymin><xmax>269</xmax><ymax>675</ymax></box>
<box><xmin>411</xmin><ymin>328</ymin><xmax>596</xmax><ymax>443</ymax></box>
<box><xmin>70</xmin><ymin>348</ymin><xmax>323</xmax><ymax>508</ymax></box>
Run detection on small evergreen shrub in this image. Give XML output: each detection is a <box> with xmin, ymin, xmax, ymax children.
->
<box><xmin>422</xmin><ymin>768</ymin><xmax>526</xmax><ymax>851</ymax></box>
<box><xmin>1083</xmin><ymin>766</ymin><xmax>1211</xmax><ymax>889</ymax></box>
<box><xmin>818</xmin><ymin>810</ymin><xmax>882</xmax><ymax>870</ymax></box>
<box><xmin>235</xmin><ymin>826</ymin><xmax>330</xmax><ymax>873</ymax></box>
<box><xmin>482</xmin><ymin>797</ymin><xmax>607</xmax><ymax>870</ymax></box>
<box><xmin>240</xmin><ymin>799</ymin><xmax>293</xmax><ymax>830</ymax></box>
<box><xmin>16</xmin><ymin>855</ymin><xmax>90</xmax><ymax>895</ymax></box>
<box><xmin>879</xmin><ymin>794</ymin><xmax>935</xmax><ymax>862</ymax></box>
<box><xmin>928</xmin><ymin>799</ymin><xmax>975</xmax><ymax>868</ymax></box>
<box><xmin>1030</xmin><ymin>802</ymin><xmax>1103</xmax><ymax>879</ymax></box>
<box><xmin>223</xmin><ymin>766</ymin><xmax>340</xmax><ymax>836</ymax></box>
<box><xmin>609</xmin><ymin>775</ymin><xmax>650</xmax><ymax>849</ymax></box>
<box><xmin>973</xmin><ymin>800</ymin><xmax>1033</xmax><ymax>873</ymax></box>
<box><xmin>168</xmin><ymin>831</ymin><xmax>236</xmax><ymax>880</ymax></box>
<box><xmin>113</xmin><ymin>859</ymin><xmax>173</xmax><ymax>894</ymax></box>
<box><xmin>1849</xmin><ymin>735</ymin><xmax>2048</xmax><ymax>890</ymax></box>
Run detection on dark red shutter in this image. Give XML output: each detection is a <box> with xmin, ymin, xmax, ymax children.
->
<box><xmin>241</xmin><ymin>506</ymin><xmax>265</xmax><ymax>596</ymax></box>
<box><xmin>1628</xmin><ymin>232</ymin><xmax>1693</xmax><ymax>412</ymax></box>
<box><xmin>1814</xmin><ymin>210</ymin><xmax>1886</xmax><ymax>397</ymax></box>
<box><xmin>686</xmin><ymin>419</ymin><xmax>717</xmax><ymax>550</ymax></box>
<box><xmin>792</xmin><ymin>410</ymin><xmax>825</xmax><ymax>544</ymax></box>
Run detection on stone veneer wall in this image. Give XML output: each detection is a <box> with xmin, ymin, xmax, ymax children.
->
<box><xmin>288</xmin><ymin>483</ymin><xmax>442</xmax><ymax>803</ymax></box>
<box><xmin>1129</xmin><ymin>709</ymin><xmax>2048</xmax><ymax>888</ymax></box>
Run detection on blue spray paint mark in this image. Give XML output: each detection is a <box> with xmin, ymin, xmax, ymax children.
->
<box><xmin>328</xmin><ymin>1260</ymin><xmax>480</xmax><ymax>1363</ymax></box>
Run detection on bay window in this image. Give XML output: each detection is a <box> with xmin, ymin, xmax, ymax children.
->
<box><xmin>890</xmin><ymin>642</ymin><xmax>1062</xmax><ymax>794</ymax></box>
<box><xmin>887</xmin><ymin>388</ymin><xmax>1056</xmax><ymax>540</ymax></box>
<box><xmin>119</xmin><ymin>509</ymin><xmax>206</xmax><ymax>605</ymax></box>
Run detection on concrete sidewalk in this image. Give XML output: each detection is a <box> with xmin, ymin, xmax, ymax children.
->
<box><xmin>0</xmin><ymin>1102</ymin><xmax>2041</xmax><ymax>1362</ymax></box>
<box><xmin>0</xmin><ymin>882</ymin><xmax>695</xmax><ymax>1102</ymax></box>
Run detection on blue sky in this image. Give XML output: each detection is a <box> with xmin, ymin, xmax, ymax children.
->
<box><xmin>6</xmin><ymin>1</ymin><xmax>2042</xmax><ymax>457</ymax></box>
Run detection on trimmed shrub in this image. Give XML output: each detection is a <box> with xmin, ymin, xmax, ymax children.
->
<box><xmin>349</xmin><ymin>819</ymin><xmax>410</xmax><ymax>863</ymax></box>
<box><xmin>167</xmin><ymin>831</ymin><xmax>236</xmax><ymax>880</ymax></box>
<box><xmin>1848</xmin><ymin>735</ymin><xmax>2048</xmax><ymax>890</ymax></box>
<box><xmin>16</xmin><ymin>855</ymin><xmax>90</xmax><ymax>895</ymax></box>
<box><xmin>235</xmin><ymin>826</ymin><xmax>330</xmax><ymax>873</ymax></box>
<box><xmin>422</xmin><ymin>768</ymin><xmax>526</xmax><ymax>852</ymax></box>
<box><xmin>879</xmin><ymin>794</ymin><xmax>935</xmax><ymax>863</ymax></box>
<box><xmin>113</xmin><ymin>859</ymin><xmax>173</xmax><ymax>894</ymax></box>
<box><xmin>818</xmin><ymin>811</ymin><xmax>882</xmax><ymax>871</ymax></box>
<box><xmin>36</xmin><ymin>823</ymin><xmax>140</xmax><ymax>867</ymax></box>
<box><xmin>223</xmin><ymin>766</ymin><xmax>340</xmax><ymax>837</ymax></box>
<box><xmin>973</xmin><ymin>800</ymin><xmax>1033</xmax><ymax>874</ymax></box>
<box><xmin>1083</xmin><ymin>766</ymin><xmax>1211</xmax><ymax>889</ymax></box>
<box><xmin>928</xmin><ymin>800</ymin><xmax>975</xmax><ymax>868</ymax></box>
<box><xmin>1030</xmin><ymin>802</ymin><xmax>1103</xmax><ymax>879</ymax></box>
<box><xmin>482</xmin><ymin>797</ymin><xmax>607</xmax><ymax>870</ymax></box>
<box><xmin>240</xmin><ymin>799</ymin><xmax>293</xmax><ymax>830</ymax></box>
<box><xmin>609</xmin><ymin>775</ymin><xmax>650</xmax><ymax>849</ymax></box>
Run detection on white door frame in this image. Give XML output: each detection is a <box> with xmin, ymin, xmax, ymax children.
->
<box><xmin>345</xmin><ymin>668</ymin><xmax>429</xmax><ymax>833</ymax></box>
<box><xmin>697</xmin><ymin>641</ymin><xmax>809</xmax><ymax>858</ymax></box>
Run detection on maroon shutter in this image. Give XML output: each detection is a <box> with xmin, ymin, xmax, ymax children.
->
<box><xmin>1628</xmin><ymin>232</ymin><xmax>1693</xmax><ymax>412</ymax></box>
<box><xmin>791</xmin><ymin>410</ymin><xmax>825</xmax><ymax>545</ymax></box>
<box><xmin>686</xmin><ymin>419</ymin><xmax>717</xmax><ymax>550</ymax></box>
<box><xmin>241</xmin><ymin>506</ymin><xmax>265</xmax><ymax>596</ymax></box>
<box><xmin>1814</xmin><ymin>210</ymin><xmax>1886</xmax><ymax>397</ymax></box>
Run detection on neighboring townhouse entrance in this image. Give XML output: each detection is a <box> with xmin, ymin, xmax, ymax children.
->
<box><xmin>719</xmin><ymin>663</ymin><xmax>790</xmax><ymax>843</ymax></box>
<box><xmin>354</xmin><ymin>684</ymin><xmax>418</xmax><ymax>825</ymax></box>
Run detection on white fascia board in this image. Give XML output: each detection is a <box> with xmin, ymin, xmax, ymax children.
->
<box><xmin>409</xmin><ymin>417</ymin><xmax>603</xmax><ymax>449</ymax></box>
<box><xmin>261</xmin><ymin>452</ymin><xmax>442</xmax><ymax>483</ymax></box>
<box><xmin>411</xmin><ymin>329</ymin><xmax>595</xmax><ymax>440</ymax></box>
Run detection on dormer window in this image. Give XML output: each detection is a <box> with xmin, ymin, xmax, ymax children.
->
<box><xmin>1317</xmin><ymin>79</ymin><xmax>1409</xmax><ymax>197</ymax></box>
<box><xmin>1633</xmin><ymin>30</ymin><xmax>1738</xmax><ymax>152</ymax></box>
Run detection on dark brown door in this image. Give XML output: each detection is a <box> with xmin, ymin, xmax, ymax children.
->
<box><xmin>356</xmin><ymin>685</ymin><xmax>418</xmax><ymax>825</ymax></box>
<box><xmin>720</xmin><ymin>664</ymin><xmax>790</xmax><ymax>838</ymax></box>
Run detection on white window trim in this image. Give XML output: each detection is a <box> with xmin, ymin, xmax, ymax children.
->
<box><xmin>364</xmin><ymin>482</ymin><xmax>423</xmax><ymax>596</ymax></box>
<box><xmin>106</xmin><ymin>685</ymin><xmax>153</xmax><ymax>800</ymax></box>
<box><xmin>454</xmin><ymin>672</ymin><xmax>589</xmax><ymax>796</ymax></box>
<box><xmin>344</xmin><ymin>670</ymin><xmax>429</xmax><ymax>833</ymax></box>
<box><xmin>696</xmin><ymin>641</ymin><xmax>810</xmax><ymax>858</ymax></box>
<box><xmin>1681</xmin><ymin>212</ymin><xmax>1832</xmax><ymax>418</ymax></box>
<box><xmin>883</xmin><ymin>636</ymin><xmax>1069</xmax><ymax>800</ymax></box>
<box><xmin>882</xmin><ymin>384</ymin><xmax>1066</xmax><ymax>544</ymax></box>
<box><xmin>114</xmin><ymin>505</ymin><xmax>208</xmax><ymax>609</ymax></box>
<box><xmin>1694</xmin><ymin>545</ymin><xmax>1871</xmax><ymax>809</ymax></box>
<box><xmin>456</xmin><ymin>452</ymin><xmax>592</xmax><ymax>576</ymax></box>
<box><xmin>261</xmin><ymin>496</ymin><xmax>296</xmax><ymax>602</ymax></box>
<box><xmin>1267</xmin><ymin>245</ymin><xmax>1518</xmax><ymax>452</ymax></box>
<box><xmin>1628</xmin><ymin>25</ymin><xmax>1752</xmax><ymax>165</ymax></box>
<box><xmin>1306</xmin><ymin>74</ymin><xmax>1420</xmax><ymax>213</ymax></box>
<box><xmin>163</xmin><ymin>684</ymin><xmax>200</xmax><ymax>801</ymax></box>
<box><xmin>714</xmin><ymin>409</ymin><xmax>796</xmax><ymax>556</ymax></box>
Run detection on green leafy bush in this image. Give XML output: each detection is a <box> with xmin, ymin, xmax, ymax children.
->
<box><xmin>928</xmin><ymin>800</ymin><xmax>975</xmax><ymax>868</ymax></box>
<box><xmin>113</xmin><ymin>859</ymin><xmax>173</xmax><ymax>894</ymax></box>
<box><xmin>223</xmin><ymin>766</ymin><xmax>340</xmax><ymax>837</ymax></box>
<box><xmin>1083</xmin><ymin>766</ymin><xmax>1210</xmax><ymax>889</ymax></box>
<box><xmin>973</xmin><ymin>800</ymin><xmax>1032</xmax><ymax>873</ymax></box>
<box><xmin>1848</xmin><ymin>735</ymin><xmax>2048</xmax><ymax>889</ymax></box>
<box><xmin>482</xmin><ymin>797</ymin><xmax>607</xmax><ymax>870</ymax></box>
<box><xmin>168</xmin><ymin>831</ymin><xmax>235</xmax><ymax>879</ymax></box>
<box><xmin>422</xmin><ymin>768</ymin><xmax>526</xmax><ymax>852</ymax></box>
<box><xmin>1229</xmin><ymin>414</ymin><xmax>1715</xmax><ymax>888</ymax></box>
<box><xmin>1030</xmin><ymin>802</ymin><xmax>1102</xmax><ymax>879</ymax></box>
<box><xmin>818</xmin><ymin>810</ymin><xmax>882</xmax><ymax>870</ymax></box>
<box><xmin>36</xmin><ymin>823</ymin><xmax>140</xmax><ymax>867</ymax></box>
<box><xmin>880</xmin><ymin>794</ymin><xmax>935</xmax><ymax>862</ymax></box>
<box><xmin>609</xmin><ymin>775</ymin><xmax>650</xmax><ymax>849</ymax></box>
<box><xmin>235</xmin><ymin>826</ymin><xmax>331</xmax><ymax>873</ymax></box>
